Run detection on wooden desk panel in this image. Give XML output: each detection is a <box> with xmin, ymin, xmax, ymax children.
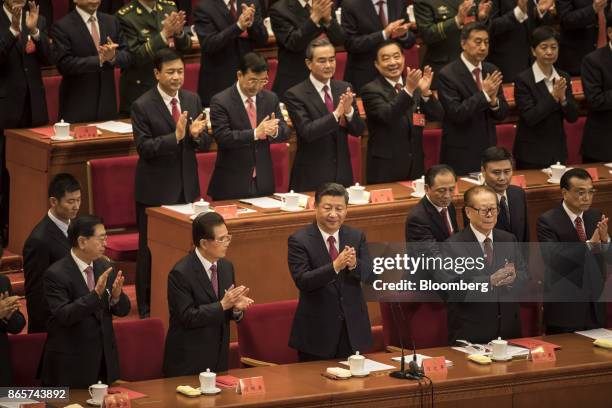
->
<box><xmin>64</xmin><ymin>333</ymin><xmax>612</xmax><ymax>407</ymax></box>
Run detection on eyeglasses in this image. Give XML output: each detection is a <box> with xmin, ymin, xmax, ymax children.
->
<box><xmin>570</xmin><ymin>188</ymin><xmax>596</xmax><ymax>198</ymax></box>
<box><xmin>92</xmin><ymin>234</ymin><xmax>108</xmax><ymax>242</ymax></box>
<box><xmin>211</xmin><ymin>235</ymin><xmax>232</xmax><ymax>244</ymax></box>
<box><xmin>246</xmin><ymin>78</ymin><xmax>269</xmax><ymax>86</ymax></box>
<box><xmin>468</xmin><ymin>206</ymin><xmax>499</xmax><ymax>216</ymax></box>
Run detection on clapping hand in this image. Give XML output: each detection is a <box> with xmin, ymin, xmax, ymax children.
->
<box><xmin>418</xmin><ymin>65</ymin><xmax>434</xmax><ymax>96</ymax></box>
<box><xmin>551</xmin><ymin>77</ymin><xmax>567</xmax><ymax>103</ymax></box>
<box><xmin>111</xmin><ymin>270</ymin><xmax>125</xmax><ymax>302</ymax></box>
<box><xmin>98</xmin><ymin>37</ymin><xmax>119</xmax><ymax>64</ymax></box>
<box><xmin>189</xmin><ymin>113</ymin><xmax>208</xmax><ymax>138</ymax></box>
<box><xmin>175</xmin><ymin>111</ymin><xmax>189</xmax><ymax>142</ymax></box>
<box><xmin>220</xmin><ymin>284</ymin><xmax>248</xmax><ymax>310</ymax></box>
<box><xmin>0</xmin><ymin>292</ymin><xmax>20</xmax><ymax>320</ymax></box>
<box><xmin>25</xmin><ymin>1</ymin><xmax>39</xmax><ymax>34</ymax></box>
<box><xmin>405</xmin><ymin>67</ymin><xmax>423</xmax><ymax>94</ymax></box>
<box><xmin>482</xmin><ymin>70</ymin><xmax>503</xmax><ymax>105</ymax></box>
<box><xmin>478</xmin><ymin>0</ymin><xmax>492</xmax><ymax>20</ymax></box>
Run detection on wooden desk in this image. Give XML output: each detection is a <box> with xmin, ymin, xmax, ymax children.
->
<box><xmin>5</xmin><ymin>128</ymin><xmax>136</xmax><ymax>254</ymax></box>
<box><xmin>65</xmin><ymin>333</ymin><xmax>612</xmax><ymax>407</ymax></box>
<box><xmin>147</xmin><ymin>164</ymin><xmax>612</xmax><ymax>331</ymax></box>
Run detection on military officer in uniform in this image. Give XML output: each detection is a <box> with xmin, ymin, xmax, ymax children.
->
<box><xmin>117</xmin><ymin>0</ymin><xmax>192</xmax><ymax>115</ymax></box>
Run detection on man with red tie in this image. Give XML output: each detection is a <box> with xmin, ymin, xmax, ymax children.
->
<box><xmin>130</xmin><ymin>48</ymin><xmax>211</xmax><ymax>318</ymax></box>
<box><xmin>288</xmin><ymin>183</ymin><xmax>374</xmax><ymax>361</ymax></box>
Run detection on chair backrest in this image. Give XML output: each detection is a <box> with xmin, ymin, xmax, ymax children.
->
<box><xmin>87</xmin><ymin>155</ymin><xmax>138</xmax><ymax>229</ymax></box>
<box><xmin>196</xmin><ymin>151</ymin><xmax>217</xmax><ymax>201</ymax></box>
<box><xmin>564</xmin><ymin>116</ymin><xmax>585</xmax><ymax>165</ymax></box>
<box><xmin>520</xmin><ymin>302</ymin><xmax>543</xmax><ymax>337</ymax></box>
<box><xmin>114</xmin><ymin>68</ymin><xmax>121</xmax><ymax>109</ymax></box>
<box><xmin>404</xmin><ymin>45</ymin><xmax>420</xmax><ymax>69</ymax></box>
<box><xmin>237</xmin><ymin>300</ymin><xmax>299</xmax><ymax>365</ymax></box>
<box><xmin>9</xmin><ymin>332</ymin><xmax>47</xmax><ymax>386</ymax></box>
<box><xmin>113</xmin><ymin>318</ymin><xmax>165</xmax><ymax>381</ymax></box>
<box><xmin>496</xmin><ymin>123</ymin><xmax>517</xmax><ymax>153</ymax></box>
<box><xmin>335</xmin><ymin>51</ymin><xmax>347</xmax><ymax>80</ymax></box>
<box><xmin>271</xmin><ymin>143</ymin><xmax>289</xmax><ymax>193</ymax></box>
<box><xmin>423</xmin><ymin>128</ymin><xmax>442</xmax><ymax>171</ymax></box>
<box><xmin>52</xmin><ymin>0</ymin><xmax>70</xmax><ymax>22</ymax></box>
<box><xmin>265</xmin><ymin>58</ymin><xmax>278</xmax><ymax>92</ymax></box>
<box><xmin>379</xmin><ymin>302</ymin><xmax>448</xmax><ymax>349</ymax></box>
<box><xmin>43</xmin><ymin>75</ymin><xmax>61</xmax><ymax>124</ymax></box>
<box><xmin>348</xmin><ymin>136</ymin><xmax>362</xmax><ymax>184</ymax></box>
<box><xmin>184</xmin><ymin>62</ymin><xmax>200</xmax><ymax>94</ymax></box>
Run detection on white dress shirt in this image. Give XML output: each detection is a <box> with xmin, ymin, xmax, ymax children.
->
<box><xmin>195</xmin><ymin>247</ymin><xmax>217</xmax><ymax>282</ymax></box>
<box><xmin>70</xmin><ymin>249</ymin><xmax>94</xmax><ymax>287</ymax></box>
<box><xmin>470</xmin><ymin>223</ymin><xmax>493</xmax><ymax>253</ymax></box>
<box><xmin>157</xmin><ymin>84</ymin><xmax>181</xmax><ymax>117</ymax></box>
<box><xmin>47</xmin><ymin>209</ymin><xmax>70</xmax><ymax>237</ymax></box>
<box><xmin>532</xmin><ymin>62</ymin><xmax>561</xmax><ymax>93</ymax></box>
<box><xmin>75</xmin><ymin>6</ymin><xmax>100</xmax><ymax>41</ymax></box>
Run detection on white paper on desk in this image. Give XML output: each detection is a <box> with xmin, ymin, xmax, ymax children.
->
<box><xmin>0</xmin><ymin>398</ymin><xmax>39</xmax><ymax>408</ymax></box>
<box><xmin>162</xmin><ymin>203</ymin><xmax>194</xmax><ymax>215</ymax></box>
<box><xmin>460</xmin><ymin>177</ymin><xmax>482</xmax><ymax>185</ymax></box>
<box><xmin>239</xmin><ymin>197</ymin><xmax>283</xmax><ymax>208</ymax></box>
<box><xmin>91</xmin><ymin>121</ymin><xmax>133</xmax><ymax>133</ymax></box>
<box><xmin>274</xmin><ymin>192</ymin><xmax>310</xmax><ymax>207</ymax></box>
<box><xmin>339</xmin><ymin>358</ymin><xmax>396</xmax><ymax>372</ymax></box>
<box><xmin>604</xmin><ymin>163</ymin><xmax>612</xmax><ymax>169</ymax></box>
<box><xmin>391</xmin><ymin>353</ymin><xmax>454</xmax><ymax>367</ymax></box>
<box><xmin>575</xmin><ymin>328</ymin><xmax>612</xmax><ymax>340</ymax></box>
<box><xmin>452</xmin><ymin>345</ymin><xmax>529</xmax><ymax>358</ymax></box>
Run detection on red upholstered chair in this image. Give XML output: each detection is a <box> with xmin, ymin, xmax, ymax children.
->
<box><xmin>404</xmin><ymin>44</ymin><xmax>420</xmax><ymax>69</ymax></box>
<box><xmin>335</xmin><ymin>51</ymin><xmax>347</xmax><ymax>81</ymax></box>
<box><xmin>379</xmin><ymin>302</ymin><xmax>448</xmax><ymax>350</ymax></box>
<box><xmin>520</xmin><ymin>302</ymin><xmax>543</xmax><ymax>337</ymax></box>
<box><xmin>52</xmin><ymin>0</ymin><xmax>70</xmax><ymax>21</ymax></box>
<box><xmin>496</xmin><ymin>123</ymin><xmax>516</xmax><ymax>153</ymax></box>
<box><xmin>43</xmin><ymin>75</ymin><xmax>61</xmax><ymax>124</ymax></box>
<box><xmin>270</xmin><ymin>143</ymin><xmax>289</xmax><ymax>193</ymax></box>
<box><xmin>423</xmin><ymin>128</ymin><xmax>442</xmax><ymax>171</ymax></box>
<box><xmin>9</xmin><ymin>332</ymin><xmax>47</xmax><ymax>386</ymax></box>
<box><xmin>114</xmin><ymin>68</ymin><xmax>121</xmax><ymax>109</ymax></box>
<box><xmin>367</xmin><ymin>324</ymin><xmax>385</xmax><ymax>353</ymax></box>
<box><xmin>196</xmin><ymin>151</ymin><xmax>217</xmax><ymax>202</ymax></box>
<box><xmin>564</xmin><ymin>116</ymin><xmax>585</xmax><ymax>165</ymax></box>
<box><xmin>113</xmin><ymin>318</ymin><xmax>165</xmax><ymax>381</ymax></box>
<box><xmin>184</xmin><ymin>62</ymin><xmax>200</xmax><ymax>94</ymax></box>
<box><xmin>87</xmin><ymin>156</ymin><xmax>139</xmax><ymax>262</ymax></box>
<box><xmin>348</xmin><ymin>136</ymin><xmax>362</xmax><ymax>184</ymax></box>
<box><xmin>237</xmin><ymin>300</ymin><xmax>299</xmax><ymax>366</ymax></box>
<box><xmin>229</xmin><ymin>341</ymin><xmax>241</xmax><ymax>369</ymax></box>
<box><xmin>265</xmin><ymin>58</ymin><xmax>278</xmax><ymax>92</ymax></box>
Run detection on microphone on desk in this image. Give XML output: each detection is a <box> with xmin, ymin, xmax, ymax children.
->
<box><xmin>389</xmin><ymin>302</ymin><xmax>422</xmax><ymax>380</ymax></box>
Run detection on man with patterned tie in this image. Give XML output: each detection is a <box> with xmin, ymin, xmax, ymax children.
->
<box><xmin>208</xmin><ymin>52</ymin><xmax>290</xmax><ymax>200</ymax></box>
<box><xmin>288</xmin><ymin>183</ymin><xmax>374</xmax><ymax>361</ymax></box>
<box><xmin>537</xmin><ymin>168</ymin><xmax>612</xmax><ymax>334</ymax></box>
<box><xmin>51</xmin><ymin>0</ymin><xmax>131</xmax><ymax>122</ymax></box>
<box><xmin>40</xmin><ymin>215</ymin><xmax>130</xmax><ymax>387</ymax></box>
<box><xmin>437</xmin><ymin>22</ymin><xmax>509</xmax><ymax>176</ymax></box>
<box><xmin>131</xmin><ymin>49</ymin><xmax>212</xmax><ymax>317</ymax></box>
<box><xmin>163</xmin><ymin>212</ymin><xmax>253</xmax><ymax>376</ymax></box>
<box><xmin>194</xmin><ymin>0</ymin><xmax>268</xmax><ymax>106</ymax></box>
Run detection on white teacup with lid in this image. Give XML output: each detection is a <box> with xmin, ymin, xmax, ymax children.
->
<box><xmin>550</xmin><ymin>162</ymin><xmax>567</xmax><ymax>182</ymax></box>
<box><xmin>348</xmin><ymin>183</ymin><xmax>366</xmax><ymax>202</ymax></box>
<box><xmin>348</xmin><ymin>351</ymin><xmax>366</xmax><ymax>374</ymax></box>
<box><xmin>53</xmin><ymin>119</ymin><xmax>71</xmax><ymax>139</ymax></box>
<box><xmin>199</xmin><ymin>368</ymin><xmax>216</xmax><ymax>392</ymax></box>
<box><xmin>88</xmin><ymin>381</ymin><xmax>108</xmax><ymax>404</ymax></box>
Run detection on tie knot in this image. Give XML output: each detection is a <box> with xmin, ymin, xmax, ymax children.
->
<box><xmin>89</xmin><ymin>15</ymin><xmax>96</xmax><ymax>22</ymax></box>
<box><xmin>247</xmin><ymin>97</ymin><xmax>254</xmax><ymax>105</ymax></box>
<box><xmin>575</xmin><ymin>217</ymin><xmax>583</xmax><ymax>226</ymax></box>
<box><xmin>440</xmin><ymin>207</ymin><xmax>447</xmax><ymax>216</ymax></box>
<box><xmin>210</xmin><ymin>263</ymin><xmax>217</xmax><ymax>273</ymax></box>
<box><xmin>484</xmin><ymin>237</ymin><xmax>492</xmax><ymax>244</ymax></box>
<box><xmin>394</xmin><ymin>83</ymin><xmax>403</xmax><ymax>92</ymax></box>
<box><xmin>171</xmin><ymin>97</ymin><xmax>178</xmax><ymax>106</ymax></box>
<box><xmin>473</xmin><ymin>67</ymin><xmax>481</xmax><ymax>76</ymax></box>
<box><xmin>85</xmin><ymin>266</ymin><xmax>94</xmax><ymax>274</ymax></box>
<box><xmin>377</xmin><ymin>0</ymin><xmax>385</xmax><ymax>5</ymax></box>
<box><xmin>327</xmin><ymin>235</ymin><xmax>336</xmax><ymax>245</ymax></box>
<box><xmin>323</xmin><ymin>85</ymin><xmax>330</xmax><ymax>93</ymax></box>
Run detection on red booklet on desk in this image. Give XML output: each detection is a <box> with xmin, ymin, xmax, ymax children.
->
<box><xmin>217</xmin><ymin>375</ymin><xmax>240</xmax><ymax>388</ymax></box>
<box><xmin>509</xmin><ymin>337</ymin><xmax>561</xmax><ymax>350</ymax></box>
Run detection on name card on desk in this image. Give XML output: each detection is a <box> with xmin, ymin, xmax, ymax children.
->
<box><xmin>215</xmin><ymin>205</ymin><xmax>238</xmax><ymax>219</ymax></box>
<box><xmin>511</xmin><ymin>175</ymin><xmax>526</xmax><ymax>188</ymax></box>
<box><xmin>237</xmin><ymin>376</ymin><xmax>266</xmax><ymax>395</ymax></box>
<box><xmin>306</xmin><ymin>196</ymin><xmax>315</xmax><ymax>209</ymax></box>
<box><xmin>370</xmin><ymin>188</ymin><xmax>394</xmax><ymax>203</ymax></box>
<box><xmin>422</xmin><ymin>356</ymin><xmax>448</xmax><ymax>376</ymax></box>
<box><xmin>586</xmin><ymin>167</ymin><xmax>599</xmax><ymax>181</ymax></box>
<box><xmin>74</xmin><ymin>125</ymin><xmax>98</xmax><ymax>139</ymax></box>
<box><xmin>530</xmin><ymin>345</ymin><xmax>556</xmax><ymax>363</ymax></box>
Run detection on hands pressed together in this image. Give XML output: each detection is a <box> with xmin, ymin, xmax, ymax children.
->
<box><xmin>0</xmin><ymin>291</ymin><xmax>21</xmax><ymax>321</ymax></box>
<box><xmin>94</xmin><ymin>267</ymin><xmax>125</xmax><ymax>303</ymax></box>
<box><xmin>333</xmin><ymin>87</ymin><xmax>356</xmax><ymax>120</ymax></box>
<box><xmin>220</xmin><ymin>284</ymin><xmax>254</xmax><ymax>312</ymax></box>
<box><xmin>405</xmin><ymin>65</ymin><xmax>434</xmax><ymax>96</ymax></box>
<box><xmin>333</xmin><ymin>245</ymin><xmax>357</xmax><ymax>272</ymax></box>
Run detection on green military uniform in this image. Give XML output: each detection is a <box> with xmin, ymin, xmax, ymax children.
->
<box><xmin>116</xmin><ymin>0</ymin><xmax>192</xmax><ymax>115</ymax></box>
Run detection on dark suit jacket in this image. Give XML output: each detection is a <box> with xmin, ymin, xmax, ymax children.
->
<box><xmin>443</xmin><ymin>227</ymin><xmax>524</xmax><ymax>344</ymax></box>
<box><xmin>163</xmin><ymin>252</ymin><xmax>240</xmax><ymax>376</ymax></box>
<box><xmin>581</xmin><ymin>45</ymin><xmax>612</xmax><ymax>162</ymax></box>
<box><xmin>269</xmin><ymin>0</ymin><xmax>345</xmax><ymax>99</ymax></box>
<box><xmin>194</xmin><ymin>0</ymin><xmax>268</xmax><ymax>106</ymax></box>
<box><xmin>341</xmin><ymin>0</ymin><xmax>416</xmax><ymax>93</ymax></box>
<box><xmin>437</xmin><ymin>59</ymin><xmax>509</xmax><ymax>175</ymax></box>
<box><xmin>0</xmin><ymin>11</ymin><xmax>51</xmax><ymax>128</ymax></box>
<box><xmin>23</xmin><ymin>215</ymin><xmax>72</xmax><ymax>333</ymax></box>
<box><xmin>208</xmin><ymin>85</ymin><xmax>290</xmax><ymax>200</ymax></box>
<box><xmin>537</xmin><ymin>204</ymin><xmax>612</xmax><ymax>331</ymax></box>
<box><xmin>285</xmin><ymin>78</ymin><xmax>366</xmax><ymax>192</ymax></box>
<box><xmin>0</xmin><ymin>275</ymin><xmax>26</xmax><ymax>387</ymax></box>
<box><xmin>361</xmin><ymin>75</ymin><xmax>444</xmax><ymax>183</ymax></box>
<box><xmin>40</xmin><ymin>255</ymin><xmax>130</xmax><ymax>387</ymax></box>
<box><xmin>288</xmin><ymin>222</ymin><xmax>374</xmax><ymax>358</ymax></box>
<box><xmin>487</xmin><ymin>0</ymin><xmax>554</xmax><ymax>82</ymax></box>
<box><xmin>557</xmin><ymin>0</ymin><xmax>610</xmax><ymax>75</ymax></box>
<box><xmin>131</xmin><ymin>87</ymin><xmax>212</xmax><ymax>206</ymax></box>
<box><xmin>51</xmin><ymin>10</ymin><xmax>130</xmax><ymax>123</ymax></box>
<box><xmin>405</xmin><ymin>198</ymin><xmax>458</xmax><ymax>243</ymax></box>
<box><xmin>513</xmin><ymin>67</ymin><xmax>579</xmax><ymax>168</ymax></box>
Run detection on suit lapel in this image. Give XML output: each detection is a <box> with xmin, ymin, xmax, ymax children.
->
<box><xmin>307</xmin><ymin>222</ymin><xmax>332</xmax><ymax>264</ymax></box>
<box><xmin>98</xmin><ymin>13</ymin><xmax>108</xmax><ymax>47</ymax></box>
<box><xmin>191</xmin><ymin>252</ymin><xmax>218</xmax><ymax>301</ymax></box>
<box><xmin>231</xmin><ymin>85</ymin><xmax>253</xmax><ymax>129</ymax></box>
<box><xmin>255</xmin><ymin>91</ymin><xmax>267</xmax><ymax>124</ymax></box>
<box><xmin>366</xmin><ymin>0</ymin><xmax>382</xmax><ymax>29</ymax></box>
<box><xmin>152</xmin><ymin>88</ymin><xmax>177</xmax><ymax>130</ymax></box>
<box><xmin>305</xmin><ymin>80</ymin><xmax>329</xmax><ymax>117</ymax></box>
<box><xmin>217</xmin><ymin>260</ymin><xmax>232</xmax><ymax>295</ymax></box>
<box><xmin>422</xmin><ymin>198</ymin><xmax>448</xmax><ymax>239</ymax></box>
<box><xmin>67</xmin><ymin>256</ymin><xmax>91</xmax><ymax>296</ymax></box>
<box><xmin>456</xmin><ymin>60</ymin><xmax>480</xmax><ymax>94</ymax></box>
<box><xmin>215</xmin><ymin>0</ymin><xmax>234</xmax><ymax>26</ymax></box>
<box><xmin>71</xmin><ymin>11</ymin><xmax>98</xmax><ymax>54</ymax></box>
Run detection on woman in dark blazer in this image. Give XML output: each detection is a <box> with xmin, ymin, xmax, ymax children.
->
<box><xmin>513</xmin><ymin>26</ymin><xmax>579</xmax><ymax>169</ymax></box>
<box><xmin>0</xmin><ymin>263</ymin><xmax>26</xmax><ymax>385</ymax></box>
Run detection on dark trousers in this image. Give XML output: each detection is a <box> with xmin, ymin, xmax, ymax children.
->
<box><xmin>135</xmin><ymin>202</ymin><xmax>152</xmax><ymax>318</ymax></box>
<box><xmin>298</xmin><ymin>320</ymin><xmax>353</xmax><ymax>362</ymax></box>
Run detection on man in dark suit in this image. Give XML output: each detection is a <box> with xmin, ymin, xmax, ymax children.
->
<box><xmin>131</xmin><ymin>49</ymin><xmax>212</xmax><ymax>317</ymax></box>
<box><xmin>1</xmin><ymin>0</ymin><xmax>53</xmax><ymax>244</ymax></box>
<box><xmin>557</xmin><ymin>0</ymin><xmax>611</xmax><ymax>75</ymax></box>
<box><xmin>285</xmin><ymin>38</ymin><xmax>365</xmax><ymax>192</ymax></box>
<box><xmin>51</xmin><ymin>0</ymin><xmax>131</xmax><ymax>123</ymax></box>
<box><xmin>40</xmin><ymin>215</ymin><xmax>130</xmax><ymax>387</ymax></box>
<box><xmin>487</xmin><ymin>0</ymin><xmax>554</xmax><ymax>82</ymax></box>
<box><xmin>117</xmin><ymin>0</ymin><xmax>191</xmax><ymax>115</ymax></box>
<box><xmin>415</xmin><ymin>0</ymin><xmax>493</xmax><ymax>85</ymax></box>
<box><xmin>406</xmin><ymin>164</ymin><xmax>458</xmax><ymax>243</ymax></box>
<box><xmin>362</xmin><ymin>40</ymin><xmax>444</xmax><ymax>184</ymax></box>
<box><xmin>341</xmin><ymin>0</ymin><xmax>416</xmax><ymax>93</ymax></box>
<box><xmin>537</xmin><ymin>168</ymin><xmax>612</xmax><ymax>334</ymax></box>
<box><xmin>194</xmin><ymin>0</ymin><xmax>268</xmax><ymax>106</ymax></box>
<box><xmin>163</xmin><ymin>212</ymin><xmax>253</xmax><ymax>376</ymax></box>
<box><xmin>23</xmin><ymin>173</ymin><xmax>81</xmax><ymax>333</ymax></box>
<box><xmin>209</xmin><ymin>53</ymin><xmax>290</xmax><ymax>200</ymax></box>
<box><xmin>513</xmin><ymin>27</ymin><xmax>579</xmax><ymax>169</ymax></box>
<box><xmin>288</xmin><ymin>183</ymin><xmax>374</xmax><ymax>361</ymax></box>
<box><xmin>437</xmin><ymin>22</ymin><xmax>509</xmax><ymax>176</ymax></box>
<box><xmin>269</xmin><ymin>0</ymin><xmax>345</xmax><ymax>99</ymax></box>
<box><xmin>0</xmin><ymin>246</ymin><xmax>26</xmax><ymax>386</ymax></box>
<box><xmin>443</xmin><ymin>185</ymin><xmax>524</xmax><ymax>344</ymax></box>
<box><xmin>581</xmin><ymin>13</ymin><xmax>612</xmax><ymax>163</ymax></box>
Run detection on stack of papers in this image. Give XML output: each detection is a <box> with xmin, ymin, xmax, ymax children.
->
<box><xmin>338</xmin><ymin>358</ymin><xmax>396</xmax><ymax>372</ymax></box>
<box><xmin>239</xmin><ymin>197</ymin><xmax>283</xmax><ymax>209</ymax></box>
<box><xmin>452</xmin><ymin>345</ymin><xmax>529</xmax><ymax>358</ymax></box>
<box><xmin>391</xmin><ymin>353</ymin><xmax>453</xmax><ymax>367</ymax></box>
<box><xmin>93</xmin><ymin>121</ymin><xmax>133</xmax><ymax>133</ymax></box>
<box><xmin>274</xmin><ymin>192</ymin><xmax>311</xmax><ymax>208</ymax></box>
<box><xmin>575</xmin><ymin>328</ymin><xmax>612</xmax><ymax>340</ymax></box>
